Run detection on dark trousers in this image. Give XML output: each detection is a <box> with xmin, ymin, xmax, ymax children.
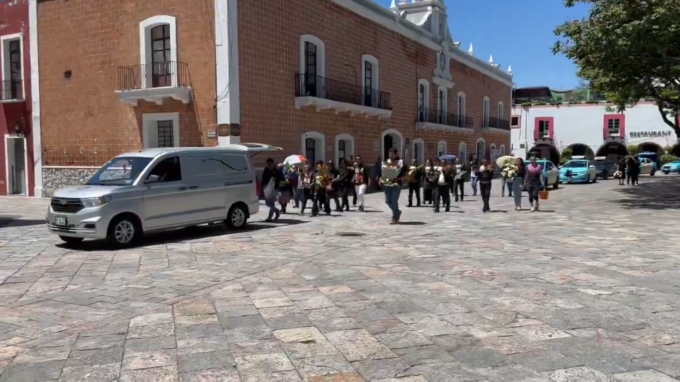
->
<box><xmin>453</xmin><ymin>179</ymin><xmax>465</xmax><ymax>201</ymax></box>
<box><xmin>341</xmin><ymin>184</ymin><xmax>352</xmax><ymax>210</ymax></box>
<box><xmin>327</xmin><ymin>190</ymin><xmax>341</xmax><ymax>212</ymax></box>
<box><xmin>300</xmin><ymin>189</ymin><xmax>313</xmax><ymax>214</ymax></box>
<box><xmin>434</xmin><ymin>185</ymin><xmax>450</xmax><ymax>212</ymax></box>
<box><xmin>631</xmin><ymin>172</ymin><xmax>639</xmax><ymax>185</ymax></box>
<box><xmin>311</xmin><ymin>189</ymin><xmax>325</xmax><ymax>216</ymax></box>
<box><xmin>480</xmin><ymin>181</ymin><xmax>491</xmax><ymax>211</ymax></box>
<box><xmin>423</xmin><ymin>187</ymin><xmax>433</xmax><ymax>204</ymax></box>
<box><xmin>408</xmin><ymin>183</ymin><xmax>421</xmax><ymax>206</ymax></box>
<box><xmin>626</xmin><ymin>171</ymin><xmax>631</xmax><ymax>185</ymax></box>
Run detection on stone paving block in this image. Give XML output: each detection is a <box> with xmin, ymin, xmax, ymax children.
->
<box><xmin>375</xmin><ymin>330</ymin><xmax>433</xmax><ymax>349</ymax></box>
<box><xmin>290</xmin><ymin>354</ymin><xmax>357</xmax><ymax>381</ymax></box>
<box><xmin>0</xmin><ymin>360</ymin><xmax>65</xmax><ymax>382</ymax></box>
<box><xmin>73</xmin><ymin>334</ymin><xmax>126</xmax><ymax>350</ymax></box>
<box><xmin>230</xmin><ymin>339</ymin><xmax>284</xmax><ymax>357</ymax></box>
<box><xmin>125</xmin><ymin>336</ymin><xmax>176</xmax><ymax>354</ymax></box>
<box><xmin>542</xmin><ymin>366</ymin><xmax>611</xmax><ymax>382</ymax></box>
<box><xmin>224</xmin><ymin>325</ymin><xmax>273</xmax><ymax>343</ymax></box>
<box><xmin>58</xmin><ymin>363</ymin><xmax>120</xmax><ymax>382</ymax></box>
<box><xmin>273</xmin><ymin>327</ymin><xmax>338</xmax><ymax>359</ymax></box>
<box><xmin>350</xmin><ymin>358</ymin><xmax>413</xmax><ymax>381</ymax></box>
<box><xmin>240</xmin><ymin>370</ymin><xmax>301</xmax><ymax>381</ymax></box>
<box><xmin>127</xmin><ymin>323</ymin><xmax>175</xmax><ymax>339</ymax></box>
<box><xmin>177</xmin><ymin>350</ymin><xmax>234</xmax><ymax>373</ymax></box>
<box><xmin>612</xmin><ymin>369</ymin><xmax>679</xmax><ymax>381</ymax></box>
<box><xmin>65</xmin><ymin>347</ymin><xmax>124</xmax><ymax>367</ymax></box>
<box><xmin>179</xmin><ymin>368</ymin><xmax>241</xmax><ymax>382</ymax></box>
<box><xmin>234</xmin><ymin>353</ymin><xmax>295</xmax><ymax>374</ymax></box>
<box><xmin>119</xmin><ymin>365</ymin><xmax>179</xmax><ymax>382</ymax></box>
<box><xmin>325</xmin><ymin>329</ymin><xmax>396</xmax><ymax>362</ymax></box>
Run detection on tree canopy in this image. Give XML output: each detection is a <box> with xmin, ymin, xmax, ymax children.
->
<box><xmin>553</xmin><ymin>0</ymin><xmax>680</xmax><ymax>139</ymax></box>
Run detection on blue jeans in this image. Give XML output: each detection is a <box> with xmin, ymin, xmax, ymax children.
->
<box><xmin>265</xmin><ymin>195</ymin><xmax>279</xmax><ymax>219</ymax></box>
<box><xmin>384</xmin><ymin>186</ymin><xmax>402</xmax><ymax>220</ymax></box>
<box><xmin>294</xmin><ymin>189</ymin><xmax>303</xmax><ymax>207</ymax></box>
<box><xmin>470</xmin><ymin>177</ymin><xmax>478</xmax><ymax>195</ymax></box>
<box><xmin>512</xmin><ymin>176</ymin><xmax>523</xmax><ymax>208</ymax></box>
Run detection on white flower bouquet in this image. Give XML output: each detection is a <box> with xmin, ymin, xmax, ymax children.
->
<box><xmin>501</xmin><ymin>163</ymin><xmax>518</xmax><ymax>178</ymax></box>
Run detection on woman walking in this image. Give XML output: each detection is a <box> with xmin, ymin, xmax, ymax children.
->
<box><xmin>353</xmin><ymin>156</ymin><xmax>369</xmax><ymax>211</ymax></box>
<box><xmin>524</xmin><ymin>156</ymin><xmax>544</xmax><ymax>212</ymax></box>
<box><xmin>512</xmin><ymin>158</ymin><xmax>526</xmax><ymax>210</ymax></box>
<box><xmin>381</xmin><ymin>148</ymin><xmax>407</xmax><ymax>224</ymax></box>
<box><xmin>476</xmin><ymin>159</ymin><xmax>494</xmax><ymax>212</ymax></box>
<box><xmin>469</xmin><ymin>160</ymin><xmax>479</xmax><ymax>196</ymax></box>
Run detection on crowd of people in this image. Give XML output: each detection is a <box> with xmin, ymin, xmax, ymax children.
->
<box><xmin>258</xmin><ymin>150</ymin><xmax>552</xmax><ymax>223</ymax></box>
<box><xmin>615</xmin><ymin>156</ymin><xmax>641</xmax><ymax>186</ymax></box>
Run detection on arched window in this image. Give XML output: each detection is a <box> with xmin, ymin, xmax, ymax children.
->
<box><xmin>362</xmin><ymin>55</ymin><xmax>379</xmax><ymax>107</ymax></box>
<box><xmin>301</xmin><ymin>131</ymin><xmax>326</xmax><ymax>164</ymax></box>
<box><xmin>457</xmin><ymin>92</ymin><xmax>466</xmax><ymax>127</ymax></box>
<box><xmin>140</xmin><ymin>16</ymin><xmax>177</xmax><ymax>88</ymax></box>
<box><xmin>299</xmin><ymin>35</ymin><xmax>326</xmax><ymax>97</ymax></box>
<box><xmin>482</xmin><ymin>97</ymin><xmax>490</xmax><ymax>127</ymax></box>
<box><xmin>417</xmin><ymin>79</ymin><xmax>430</xmax><ymax>122</ymax></box>
<box><xmin>458</xmin><ymin>141</ymin><xmax>467</xmax><ymax>163</ymax></box>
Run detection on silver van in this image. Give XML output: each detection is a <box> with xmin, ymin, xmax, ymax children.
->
<box><xmin>46</xmin><ymin>143</ymin><xmax>281</xmax><ymax>247</ymax></box>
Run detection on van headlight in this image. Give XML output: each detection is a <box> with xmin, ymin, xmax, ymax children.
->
<box><xmin>81</xmin><ymin>196</ymin><xmax>111</xmax><ymax>208</ymax></box>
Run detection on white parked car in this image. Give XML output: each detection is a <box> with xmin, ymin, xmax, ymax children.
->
<box><xmin>638</xmin><ymin>157</ymin><xmax>657</xmax><ymax>175</ymax></box>
<box><xmin>46</xmin><ymin>143</ymin><xmax>281</xmax><ymax>247</ymax></box>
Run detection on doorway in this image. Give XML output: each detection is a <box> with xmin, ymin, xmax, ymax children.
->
<box><xmin>383</xmin><ymin>134</ymin><xmax>393</xmax><ymax>160</ymax></box>
<box><xmin>5</xmin><ymin>135</ymin><xmax>27</xmax><ymax>195</ymax></box>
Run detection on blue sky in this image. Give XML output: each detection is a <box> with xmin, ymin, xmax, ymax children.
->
<box><xmin>374</xmin><ymin>0</ymin><xmax>590</xmax><ymax>89</ymax></box>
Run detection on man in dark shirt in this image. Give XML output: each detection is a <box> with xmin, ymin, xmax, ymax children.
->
<box><xmin>326</xmin><ymin>161</ymin><xmax>342</xmax><ymax>212</ymax></box>
<box><xmin>261</xmin><ymin>158</ymin><xmax>280</xmax><ymax>221</ymax></box>
<box><xmin>477</xmin><ymin>159</ymin><xmax>494</xmax><ymax>212</ymax></box>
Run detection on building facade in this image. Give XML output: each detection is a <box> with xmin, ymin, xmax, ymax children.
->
<box><xmin>0</xmin><ymin>0</ymin><xmax>34</xmax><ymax>196</ymax></box>
<box><xmin>33</xmin><ymin>0</ymin><xmax>513</xmax><ymax>196</ymax></box>
<box><xmin>511</xmin><ymin>102</ymin><xmax>679</xmax><ymax>164</ymax></box>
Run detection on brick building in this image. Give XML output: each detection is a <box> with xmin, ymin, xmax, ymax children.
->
<box><xmin>0</xmin><ymin>0</ymin><xmax>34</xmax><ymax>196</ymax></box>
<box><xmin>32</xmin><ymin>0</ymin><xmax>513</xmax><ymax>196</ymax></box>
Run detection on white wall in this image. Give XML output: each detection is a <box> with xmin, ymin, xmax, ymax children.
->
<box><xmin>511</xmin><ymin>103</ymin><xmax>677</xmax><ymax>158</ymax></box>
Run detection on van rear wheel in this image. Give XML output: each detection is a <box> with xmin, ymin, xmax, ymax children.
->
<box><xmin>225</xmin><ymin>204</ymin><xmax>248</xmax><ymax>229</ymax></box>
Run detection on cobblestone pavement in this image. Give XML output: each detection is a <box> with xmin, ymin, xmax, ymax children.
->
<box><xmin>1</xmin><ymin>177</ymin><xmax>680</xmax><ymax>381</ymax></box>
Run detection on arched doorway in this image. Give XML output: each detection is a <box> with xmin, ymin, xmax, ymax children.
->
<box><xmin>301</xmin><ymin>131</ymin><xmax>326</xmax><ymax>165</ymax></box>
<box><xmin>381</xmin><ymin>129</ymin><xmax>403</xmax><ymax>160</ymax></box>
<box><xmin>412</xmin><ymin>138</ymin><xmax>425</xmax><ymax>163</ymax></box>
<box><xmin>335</xmin><ymin>133</ymin><xmax>355</xmax><ymax>166</ymax></box>
<box><xmin>566</xmin><ymin>143</ymin><xmax>594</xmax><ymax>160</ymax></box>
<box><xmin>595</xmin><ymin>142</ymin><xmax>627</xmax><ymax>161</ymax></box>
<box><xmin>528</xmin><ymin>144</ymin><xmax>560</xmax><ymax>165</ymax></box>
<box><xmin>476</xmin><ymin>138</ymin><xmax>486</xmax><ymax>163</ymax></box>
<box><xmin>637</xmin><ymin>142</ymin><xmax>664</xmax><ymax>157</ymax></box>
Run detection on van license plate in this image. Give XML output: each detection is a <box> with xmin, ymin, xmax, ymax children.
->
<box><xmin>55</xmin><ymin>216</ymin><xmax>67</xmax><ymax>226</ymax></box>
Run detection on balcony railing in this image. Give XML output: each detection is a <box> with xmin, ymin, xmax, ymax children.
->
<box><xmin>1</xmin><ymin>79</ymin><xmax>23</xmax><ymax>101</ymax></box>
<box><xmin>417</xmin><ymin>107</ymin><xmax>473</xmax><ymax>128</ymax></box>
<box><xmin>487</xmin><ymin>116</ymin><xmax>510</xmax><ymax>130</ymax></box>
<box><xmin>295</xmin><ymin>73</ymin><xmax>391</xmax><ymax>110</ymax></box>
<box><xmin>117</xmin><ymin>61</ymin><xmax>189</xmax><ymax>90</ymax></box>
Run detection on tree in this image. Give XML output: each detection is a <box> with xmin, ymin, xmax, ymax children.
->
<box><xmin>553</xmin><ymin>0</ymin><xmax>680</xmax><ymax>140</ymax></box>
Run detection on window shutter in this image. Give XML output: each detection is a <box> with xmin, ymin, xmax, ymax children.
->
<box><xmin>533</xmin><ymin>119</ymin><xmax>540</xmax><ymax>141</ymax></box>
<box><xmin>548</xmin><ymin>120</ymin><xmax>554</xmax><ymax>139</ymax></box>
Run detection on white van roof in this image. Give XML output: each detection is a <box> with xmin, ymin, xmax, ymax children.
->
<box><xmin>119</xmin><ymin>143</ymin><xmax>283</xmax><ymax>158</ymax></box>
<box><xmin>571</xmin><ymin>155</ymin><xmax>586</xmax><ymax>159</ymax></box>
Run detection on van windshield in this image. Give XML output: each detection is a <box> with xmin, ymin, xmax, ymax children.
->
<box><xmin>86</xmin><ymin>157</ymin><xmax>153</xmax><ymax>185</ymax></box>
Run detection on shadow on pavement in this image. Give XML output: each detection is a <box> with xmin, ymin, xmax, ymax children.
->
<box><xmin>0</xmin><ymin>216</ymin><xmax>46</xmax><ymax>228</ymax></box>
<box><xmin>58</xmin><ymin>219</ymin><xmax>309</xmax><ymax>251</ymax></box>
<box><xmin>611</xmin><ymin>177</ymin><xmax>680</xmax><ymax>210</ymax></box>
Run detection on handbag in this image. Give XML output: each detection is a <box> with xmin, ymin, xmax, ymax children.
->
<box><xmin>263</xmin><ymin>178</ymin><xmax>276</xmax><ymax>200</ymax></box>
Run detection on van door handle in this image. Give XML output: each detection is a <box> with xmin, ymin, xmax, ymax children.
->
<box><xmin>188</xmin><ymin>186</ymin><xmax>198</xmax><ymax>189</ymax></box>
<box><xmin>178</xmin><ymin>187</ymin><xmax>187</xmax><ymax>191</ymax></box>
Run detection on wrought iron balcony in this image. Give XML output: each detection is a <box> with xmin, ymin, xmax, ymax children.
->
<box><xmin>416</xmin><ymin>107</ymin><xmax>473</xmax><ymax>128</ymax></box>
<box><xmin>115</xmin><ymin>61</ymin><xmax>192</xmax><ymax>105</ymax></box>
<box><xmin>0</xmin><ymin>79</ymin><xmax>23</xmax><ymax>101</ymax></box>
<box><xmin>294</xmin><ymin>73</ymin><xmax>392</xmax><ymax>118</ymax></box>
<box><xmin>487</xmin><ymin>116</ymin><xmax>510</xmax><ymax>130</ymax></box>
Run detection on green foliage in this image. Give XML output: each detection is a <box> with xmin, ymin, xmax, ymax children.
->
<box><xmin>560</xmin><ymin>148</ymin><xmax>572</xmax><ymax>165</ymax></box>
<box><xmin>661</xmin><ymin>154</ymin><xmax>678</xmax><ymax>164</ymax></box>
<box><xmin>553</xmin><ymin>0</ymin><xmax>680</xmax><ymax>138</ymax></box>
<box><xmin>627</xmin><ymin>145</ymin><xmax>638</xmax><ymax>156</ymax></box>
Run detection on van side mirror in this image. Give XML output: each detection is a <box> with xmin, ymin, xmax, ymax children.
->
<box><xmin>145</xmin><ymin>174</ymin><xmax>160</xmax><ymax>184</ymax></box>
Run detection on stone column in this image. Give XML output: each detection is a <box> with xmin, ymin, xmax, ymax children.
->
<box><xmin>215</xmin><ymin>0</ymin><xmax>240</xmax><ymax>147</ymax></box>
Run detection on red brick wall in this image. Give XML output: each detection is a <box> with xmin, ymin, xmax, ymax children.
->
<box><xmin>0</xmin><ymin>0</ymin><xmax>32</xmax><ymax>195</ymax></box>
<box><xmin>36</xmin><ymin>0</ymin><xmax>217</xmax><ymax>167</ymax></box>
<box><xmin>238</xmin><ymin>0</ymin><xmax>511</xmax><ymax>165</ymax></box>
<box><xmin>37</xmin><ymin>0</ymin><xmax>511</xmax><ymax>170</ymax></box>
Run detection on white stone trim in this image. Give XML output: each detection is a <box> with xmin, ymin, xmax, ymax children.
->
<box><xmin>142</xmin><ymin>112</ymin><xmax>180</xmax><ymax>148</ymax></box>
<box><xmin>29</xmin><ymin>0</ymin><xmax>42</xmax><ymax>196</ymax></box>
<box><xmin>335</xmin><ymin>133</ymin><xmax>355</xmax><ymax>164</ymax></box>
<box><xmin>497</xmin><ymin>101</ymin><xmax>504</xmax><ymax>118</ymax></box>
<box><xmin>4</xmin><ymin>134</ymin><xmax>29</xmax><ymax>195</ymax></box>
<box><xmin>329</xmin><ymin>0</ymin><xmax>513</xmax><ymax>86</ymax></box>
<box><xmin>299</xmin><ymin>35</ymin><xmax>326</xmax><ymax>77</ymax></box>
<box><xmin>302</xmin><ymin>131</ymin><xmax>326</xmax><ymax>163</ymax></box>
<box><xmin>458</xmin><ymin>141</ymin><xmax>467</xmax><ymax>161</ymax></box>
<box><xmin>418</xmin><ymin>78</ymin><xmax>430</xmax><ymax>112</ymax></box>
<box><xmin>361</xmin><ymin>54</ymin><xmax>379</xmax><ymax>106</ymax></box>
<box><xmin>139</xmin><ymin>15</ymin><xmax>178</xmax><ymax>88</ymax></box>
<box><xmin>1</xmin><ymin>33</ymin><xmax>25</xmax><ymax>102</ymax></box>
<box><xmin>381</xmin><ymin>128</ymin><xmax>403</xmax><ymax>159</ymax></box>
<box><xmin>482</xmin><ymin>96</ymin><xmax>490</xmax><ymax>127</ymax></box>
<box><xmin>437</xmin><ymin>140</ymin><xmax>447</xmax><ymax>156</ymax></box>
<box><xmin>412</xmin><ymin>138</ymin><xmax>425</xmax><ymax>163</ymax></box>
<box><xmin>215</xmin><ymin>0</ymin><xmax>240</xmax><ymax>130</ymax></box>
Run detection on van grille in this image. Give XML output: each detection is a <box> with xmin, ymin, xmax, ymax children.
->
<box><xmin>51</xmin><ymin>198</ymin><xmax>84</xmax><ymax>213</ymax></box>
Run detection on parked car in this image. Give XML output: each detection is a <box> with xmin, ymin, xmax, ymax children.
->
<box><xmin>662</xmin><ymin>159</ymin><xmax>680</xmax><ymax>174</ymax></box>
<box><xmin>637</xmin><ymin>156</ymin><xmax>657</xmax><ymax>176</ymax></box>
<box><xmin>592</xmin><ymin>157</ymin><xmax>617</xmax><ymax>179</ymax></box>
<box><xmin>46</xmin><ymin>143</ymin><xmax>282</xmax><ymax>247</ymax></box>
<box><xmin>523</xmin><ymin>159</ymin><xmax>559</xmax><ymax>190</ymax></box>
<box><xmin>559</xmin><ymin>159</ymin><xmax>598</xmax><ymax>184</ymax></box>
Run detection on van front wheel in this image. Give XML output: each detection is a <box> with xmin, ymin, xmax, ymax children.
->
<box><xmin>107</xmin><ymin>215</ymin><xmax>142</xmax><ymax>247</ymax></box>
<box><xmin>225</xmin><ymin>204</ymin><xmax>248</xmax><ymax>229</ymax></box>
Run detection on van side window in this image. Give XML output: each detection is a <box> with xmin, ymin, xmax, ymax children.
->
<box><xmin>149</xmin><ymin>157</ymin><xmax>182</xmax><ymax>182</ymax></box>
<box><xmin>211</xmin><ymin>154</ymin><xmax>249</xmax><ymax>175</ymax></box>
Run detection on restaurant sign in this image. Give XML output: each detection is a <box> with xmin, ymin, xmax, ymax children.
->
<box><xmin>629</xmin><ymin>131</ymin><xmax>672</xmax><ymax>138</ymax></box>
